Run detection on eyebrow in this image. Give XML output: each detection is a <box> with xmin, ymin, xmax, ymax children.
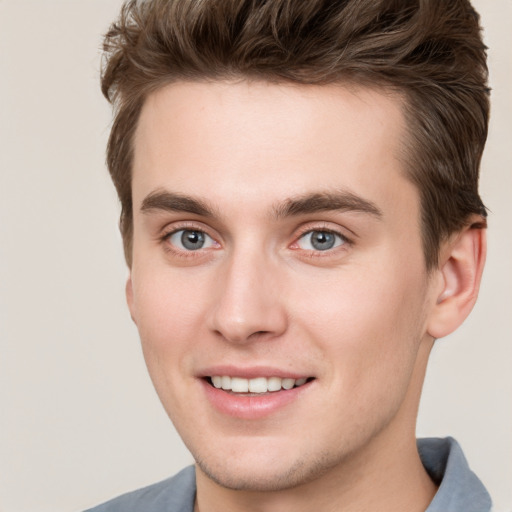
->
<box><xmin>272</xmin><ymin>191</ymin><xmax>383</xmax><ymax>219</ymax></box>
<box><xmin>141</xmin><ymin>190</ymin><xmax>216</xmax><ymax>217</ymax></box>
<box><xmin>140</xmin><ymin>189</ymin><xmax>382</xmax><ymax>220</ymax></box>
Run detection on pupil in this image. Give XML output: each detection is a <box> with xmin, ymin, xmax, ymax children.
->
<box><xmin>181</xmin><ymin>230</ymin><xmax>205</xmax><ymax>250</ymax></box>
<box><xmin>311</xmin><ymin>231</ymin><xmax>335</xmax><ymax>250</ymax></box>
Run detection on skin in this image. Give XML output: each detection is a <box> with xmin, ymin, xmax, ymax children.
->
<box><xmin>127</xmin><ymin>80</ymin><xmax>485</xmax><ymax>512</ymax></box>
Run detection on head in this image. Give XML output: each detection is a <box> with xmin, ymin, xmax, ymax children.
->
<box><xmin>100</xmin><ymin>0</ymin><xmax>489</xmax><ymax>499</ymax></box>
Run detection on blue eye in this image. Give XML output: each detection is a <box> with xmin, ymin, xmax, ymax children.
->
<box><xmin>296</xmin><ymin>230</ymin><xmax>346</xmax><ymax>251</ymax></box>
<box><xmin>168</xmin><ymin>229</ymin><xmax>216</xmax><ymax>251</ymax></box>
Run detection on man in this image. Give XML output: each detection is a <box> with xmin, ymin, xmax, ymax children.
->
<box><xmin>87</xmin><ymin>0</ymin><xmax>491</xmax><ymax>510</ymax></box>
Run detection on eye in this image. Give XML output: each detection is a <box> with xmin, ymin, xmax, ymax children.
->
<box><xmin>167</xmin><ymin>229</ymin><xmax>217</xmax><ymax>251</ymax></box>
<box><xmin>296</xmin><ymin>230</ymin><xmax>346</xmax><ymax>251</ymax></box>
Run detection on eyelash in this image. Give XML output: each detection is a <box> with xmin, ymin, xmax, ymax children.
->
<box><xmin>159</xmin><ymin>222</ymin><xmax>353</xmax><ymax>258</ymax></box>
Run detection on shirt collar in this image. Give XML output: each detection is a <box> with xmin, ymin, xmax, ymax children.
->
<box><xmin>419</xmin><ymin>437</ymin><xmax>492</xmax><ymax>512</ymax></box>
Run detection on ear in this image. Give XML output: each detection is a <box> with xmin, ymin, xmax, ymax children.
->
<box><xmin>126</xmin><ymin>274</ymin><xmax>138</xmax><ymax>325</ymax></box>
<box><xmin>427</xmin><ymin>224</ymin><xmax>486</xmax><ymax>339</ymax></box>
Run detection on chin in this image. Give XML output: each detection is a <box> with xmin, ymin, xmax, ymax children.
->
<box><xmin>194</xmin><ymin>449</ymin><xmax>341</xmax><ymax>492</ymax></box>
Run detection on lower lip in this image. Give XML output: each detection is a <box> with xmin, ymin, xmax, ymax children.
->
<box><xmin>201</xmin><ymin>379</ymin><xmax>312</xmax><ymax>420</ymax></box>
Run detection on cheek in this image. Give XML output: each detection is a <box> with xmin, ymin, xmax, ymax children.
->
<box><xmin>291</xmin><ymin>259</ymin><xmax>429</xmax><ymax>380</ymax></box>
<box><xmin>130</xmin><ymin>268</ymin><xmax>212</xmax><ymax>418</ymax></box>
<box><xmin>133</xmin><ymin>265</ymin><xmax>206</xmax><ymax>332</ymax></box>
<box><xmin>130</xmin><ymin>267</ymin><xmax>212</xmax><ymax>380</ymax></box>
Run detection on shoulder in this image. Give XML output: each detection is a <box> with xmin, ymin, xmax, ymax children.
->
<box><xmin>419</xmin><ymin>437</ymin><xmax>492</xmax><ymax>512</ymax></box>
<box><xmin>84</xmin><ymin>466</ymin><xmax>196</xmax><ymax>512</ymax></box>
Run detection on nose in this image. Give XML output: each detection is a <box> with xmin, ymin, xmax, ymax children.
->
<box><xmin>207</xmin><ymin>250</ymin><xmax>288</xmax><ymax>344</ymax></box>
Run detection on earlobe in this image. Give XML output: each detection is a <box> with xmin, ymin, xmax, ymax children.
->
<box><xmin>126</xmin><ymin>275</ymin><xmax>138</xmax><ymax>325</ymax></box>
<box><xmin>427</xmin><ymin>224</ymin><xmax>486</xmax><ymax>339</ymax></box>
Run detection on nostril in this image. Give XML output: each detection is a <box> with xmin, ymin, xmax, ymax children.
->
<box><xmin>250</xmin><ymin>330</ymin><xmax>271</xmax><ymax>339</ymax></box>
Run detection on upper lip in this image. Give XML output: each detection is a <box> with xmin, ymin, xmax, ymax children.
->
<box><xmin>197</xmin><ymin>365</ymin><xmax>313</xmax><ymax>380</ymax></box>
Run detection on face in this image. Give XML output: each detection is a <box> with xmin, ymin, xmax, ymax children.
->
<box><xmin>128</xmin><ymin>80</ymin><xmax>438</xmax><ymax>491</ymax></box>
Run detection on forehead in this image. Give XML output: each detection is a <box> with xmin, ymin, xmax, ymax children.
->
<box><xmin>132</xmin><ymin>80</ymin><xmax>414</xmax><ymax>218</ymax></box>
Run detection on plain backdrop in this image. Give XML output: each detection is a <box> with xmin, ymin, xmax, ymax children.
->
<box><xmin>0</xmin><ymin>1</ymin><xmax>510</xmax><ymax>511</ymax></box>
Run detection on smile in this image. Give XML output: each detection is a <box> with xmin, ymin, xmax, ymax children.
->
<box><xmin>201</xmin><ymin>372</ymin><xmax>315</xmax><ymax>419</ymax></box>
<box><xmin>209</xmin><ymin>376</ymin><xmax>310</xmax><ymax>394</ymax></box>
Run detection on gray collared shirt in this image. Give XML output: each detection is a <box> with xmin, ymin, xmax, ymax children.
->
<box><xmin>421</xmin><ymin>437</ymin><xmax>492</xmax><ymax>511</ymax></box>
<box><xmin>85</xmin><ymin>437</ymin><xmax>491</xmax><ymax>511</ymax></box>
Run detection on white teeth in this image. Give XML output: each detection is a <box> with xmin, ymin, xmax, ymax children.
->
<box><xmin>281</xmin><ymin>378</ymin><xmax>295</xmax><ymax>390</ymax></box>
<box><xmin>248</xmin><ymin>377</ymin><xmax>267</xmax><ymax>393</ymax></box>
<box><xmin>209</xmin><ymin>376</ymin><xmax>310</xmax><ymax>393</ymax></box>
<box><xmin>267</xmin><ymin>376</ymin><xmax>282</xmax><ymax>392</ymax></box>
<box><xmin>221</xmin><ymin>376</ymin><xmax>231</xmax><ymax>390</ymax></box>
<box><xmin>231</xmin><ymin>377</ymin><xmax>249</xmax><ymax>393</ymax></box>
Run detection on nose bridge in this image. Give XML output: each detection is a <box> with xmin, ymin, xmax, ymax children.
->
<box><xmin>208</xmin><ymin>244</ymin><xmax>287</xmax><ymax>343</ymax></box>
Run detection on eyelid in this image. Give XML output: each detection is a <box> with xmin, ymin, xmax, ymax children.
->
<box><xmin>159</xmin><ymin>220</ymin><xmax>218</xmax><ymax>240</ymax></box>
<box><xmin>292</xmin><ymin>222</ymin><xmax>354</xmax><ymax>244</ymax></box>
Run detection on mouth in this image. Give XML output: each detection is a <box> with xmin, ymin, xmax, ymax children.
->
<box><xmin>206</xmin><ymin>375</ymin><xmax>314</xmax><ymax>395</ymax></box>
<box><xmin>200</xmin><ymin>371</ymin><xmax>315</xmax><ymax>418</ymax></box>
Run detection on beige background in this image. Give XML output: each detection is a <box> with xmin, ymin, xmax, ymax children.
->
<box><xmin>0</xmin><ymin>1</ymin><xmax>510</xmax><ymax>511</ymax></box>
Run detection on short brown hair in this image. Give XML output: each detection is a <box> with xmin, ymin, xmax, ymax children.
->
<box><xmin>101</xmin><ymin>0</ymin><xmax>489</xmax><ymax>268</ymax></box>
